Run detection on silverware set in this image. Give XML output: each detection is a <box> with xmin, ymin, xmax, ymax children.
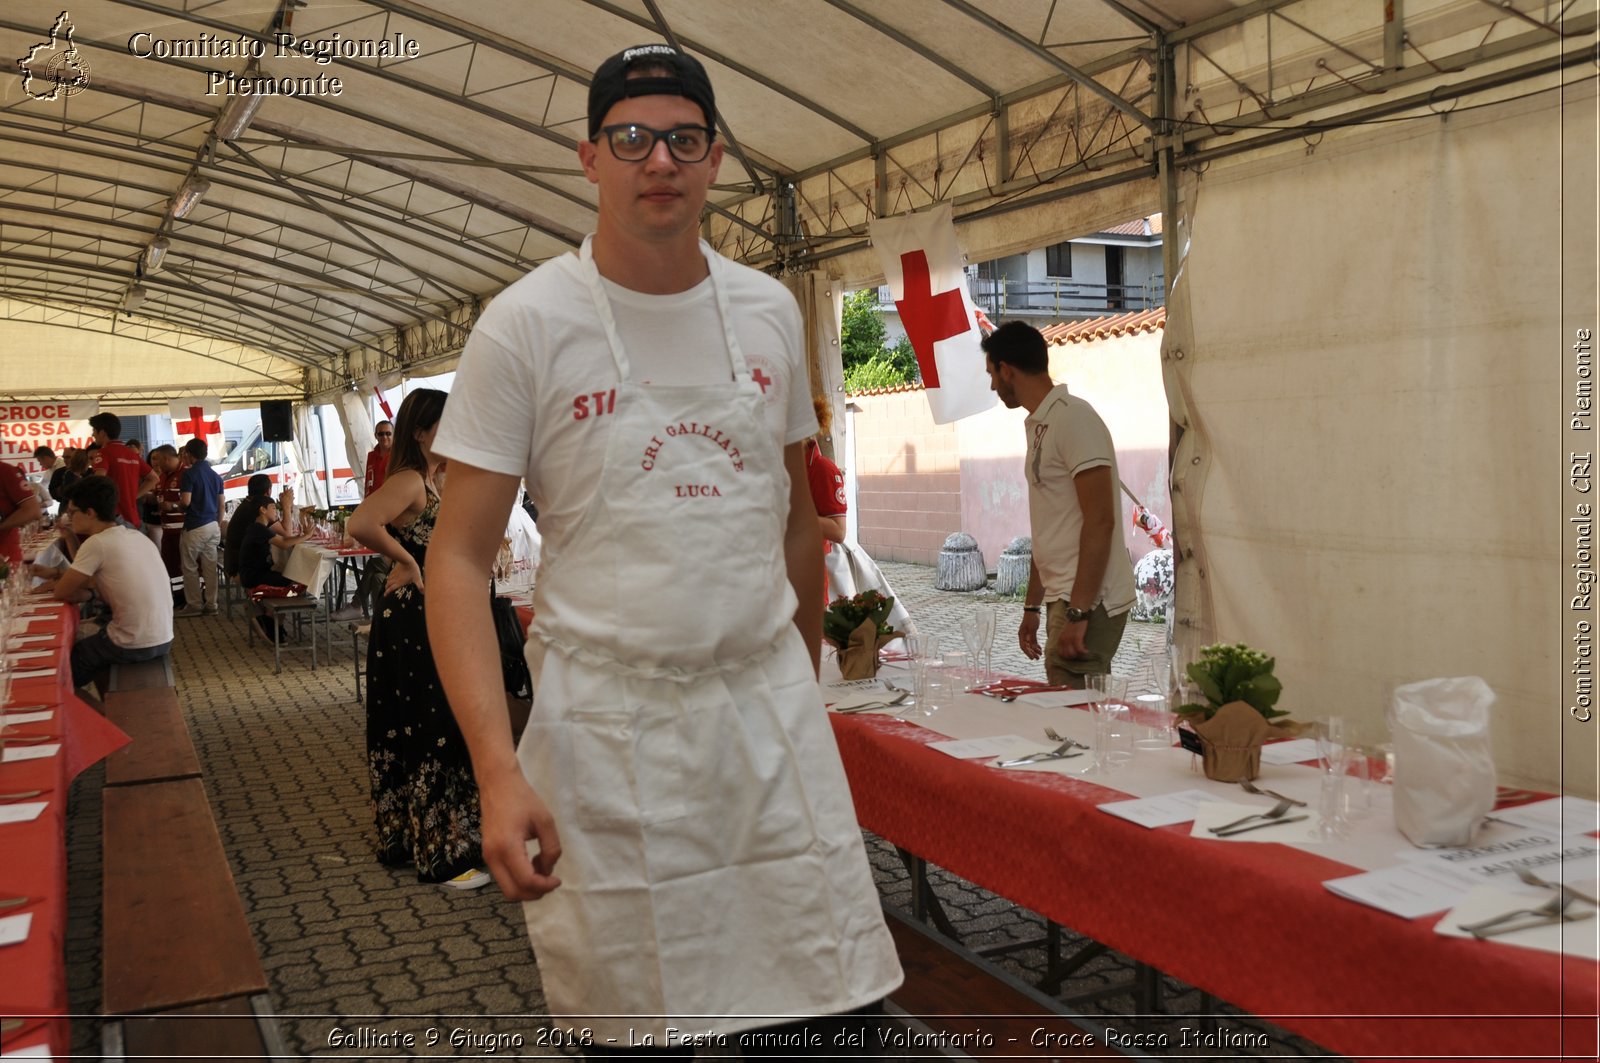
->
<box><xmin>1238</xmin><ymin>778</ymin><xmax>1307</xmax><ymax>807</ymax></box>
<box><xmin>1207</xmin><ymin>798</ymin><xmax>1313</xmax><ymax>838</ymax></box>
<box><xmin>996</xmin><ymin>736</ymin><xmax>1084</xmax><ymax>768</ymax></box>
<box><xmin>833</xmin><ymin>690</ymin><xmax>910</xmax><ymax>714</ymax></box>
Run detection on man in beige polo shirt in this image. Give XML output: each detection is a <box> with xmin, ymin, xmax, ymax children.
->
<box><xmin>982</xmin><ymin>321</ymin><xmax>1136</xmax><ymax>686</ymax></box>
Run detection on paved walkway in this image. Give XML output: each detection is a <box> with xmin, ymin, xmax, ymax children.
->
<box><xmin>62</xmin><ymin>566</ymin><xmax>1333</xmax><ymax>1059</ymax></box>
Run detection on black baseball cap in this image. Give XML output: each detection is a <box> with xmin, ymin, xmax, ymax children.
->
<box><xmin>587</xmin><ymin>43</ymin><xmax>716</xmax><ymax>141</ymax></box>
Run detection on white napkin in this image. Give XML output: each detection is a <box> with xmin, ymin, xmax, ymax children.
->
<box><xmin>10</xmin><ymin>668</ymin><xmax>56</xmax><ymax>680</ymax></box>
<box><xmin>1</xmin><ymin>743</ymin><xmax>59</xmax><ymax>763</ymax></box>
<box><xmin>1191</xmin><ymin>800</ymin><xmax>1322</xmax><ymax>843</ymax></box>
<box><xmin>1435</xmin><ymin>885</ymin><xmax>1600</xmax><ymax>959</ymax></box>
<box><xmin>0</xmin><ymin>710</ymin><xmax>52</xmax><ymax>726</ymax></box>
<box><xmin>0</xmin><ymin>801</ymin><xmax>47</xmax><ymax>824</ymax></box>
<box><xmin>4</xmin><ymin>650</ymin><xmax>53</xmax><ymax>661</ymax></box>
<box><xmin>987</xmin><ymin>738</ymin><xmax>1092</xmax><ymax>774</ymax></box>
<box><xmin>0</xmin><ymin>910</ymin><xmax>31</xmax><ymax>946</ymax></box>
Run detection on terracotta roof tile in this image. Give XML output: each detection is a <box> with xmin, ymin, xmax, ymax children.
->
<box><xmin>1038</xmin><ymin>307</ymin><xmax>1166</xmax><ymax>346</ymax></box>
<box><xmin>1097</xmin><ymin>213</ymin><xmax>1163</xmax><ymax>237</ymax></box>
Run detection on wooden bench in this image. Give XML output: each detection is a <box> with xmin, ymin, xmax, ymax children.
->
<box><xmin>106</xmin><ymin>654</ymin><xmax>174</xmax><ymax>692</ymax></box>
<box><xmin>101</xmin><ymin>778</ymin><xmax>277</xmax><ymax>1057</ymax></box>
<box><xmin>882</xmin><ymin>905</ymin><xmax>1124</xmax><ymax>1058</ymax></box>
<box><xmin>103</xmin><ymin>688</ymin><xmax>200</xmax><ymax>787</ymax></box>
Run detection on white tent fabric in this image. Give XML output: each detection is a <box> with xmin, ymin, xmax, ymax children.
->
<box><xmin>1169</xmin><ymin>82</ymin><xmax>1595</xmax><ymax>796</ymax></box>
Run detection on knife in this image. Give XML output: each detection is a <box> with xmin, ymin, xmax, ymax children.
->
<box><xmin>996</xmin><ymin>750</ymin><xmax>1084</xmax><ymax>768</ymax></box>
<box><xmin>0</xmin><ymin>895</ymin><xmax>34</xmax><ymax>909</ymax></box>
<box><xmin>1213</xmin><ymin>814</ymin><xmax>1310</xmax><ymax>838</ymax></box>
<box><xmin>0</xmin><ymin>790</ymin><xmax>45</xmax><ymax>801</ymax></box>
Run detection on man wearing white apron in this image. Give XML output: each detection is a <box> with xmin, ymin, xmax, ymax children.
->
<box><xmin>427</xmin><ymin>43</ymin><xmax>902</xmax><ymax>1055</ymax></box>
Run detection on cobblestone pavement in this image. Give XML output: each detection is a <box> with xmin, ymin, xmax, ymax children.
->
<box><xmin>62</xmin><ymin>565</ymin><xmax>1339</xmax><ymax>1060</ymax></box>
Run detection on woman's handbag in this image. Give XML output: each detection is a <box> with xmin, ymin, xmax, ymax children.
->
<box><xmin>490</xmin><ymin>595</ymin><xmax>532</xmax><ymax>698</ymax></box>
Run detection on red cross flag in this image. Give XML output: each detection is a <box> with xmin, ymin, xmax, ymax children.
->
<box><xmin>168</xmin><ymin>396</ymin><xmax>223</xmax><ymax>443</ymax></box>
<box><xmin>869</xmin><ymin>202</ymin><xmax>996</xmax><ymax>424</ymax></box>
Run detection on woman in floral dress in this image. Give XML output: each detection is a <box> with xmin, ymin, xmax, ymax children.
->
<box><xmin>348</xmin><ymin>388</ymin><xmax>486</xmax><ymax>889</ymax></box>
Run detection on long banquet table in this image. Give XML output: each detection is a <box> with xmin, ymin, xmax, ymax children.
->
<box><xmin>826</xmin><ymin>665</ymin><xmax>1599</xmax><ymax>1063</ymax></box>
<box><xmin>0</xmin><ymin>601</ymin><xmax>130</xmax><ymax>1059</ymax></box>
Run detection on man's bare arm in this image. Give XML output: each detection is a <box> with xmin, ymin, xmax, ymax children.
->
<box><xmin>1055</xmin><ymin>464</ymin><xmax>1116</xmax><ymax>659</ymax></box>
<box><xmin>783</xmin><ymin>442</ymin><xmax>824</xmax><ymax>673</ymax></box>
<box><xmin>427</xmin><ymin>462</ymin><xmax>562</xmax><ymax>900</ymax></box>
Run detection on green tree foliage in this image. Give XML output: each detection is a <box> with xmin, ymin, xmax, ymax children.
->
<box><xmin>840</xmin><ymin>289</ymin><xmax>919</xmax><ymax>391</ymax></box>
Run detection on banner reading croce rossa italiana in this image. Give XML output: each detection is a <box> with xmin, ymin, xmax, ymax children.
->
<box><xmin>0</xmin><ymin>400</ymin><xmax>97</xmax><ymax>476</ymax></box>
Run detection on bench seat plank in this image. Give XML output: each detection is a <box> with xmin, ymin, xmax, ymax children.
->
<box><xmin>102</xmin><ymin>779</ymin><xmax>267</xmax><ymax>1014</ymax></box>
<box><xmin>104</xmin><ymin>689</ymin><xmax>200</xmax><ymax>787</ymax></box>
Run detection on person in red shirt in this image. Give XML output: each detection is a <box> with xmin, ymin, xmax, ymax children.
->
<box><xmin>806</xmin><ymin>396</ymin><xmax>848</xmax><ymax>605</ymax></box>
<box><xmin>87</xmin><ymin>412</ymin><xmax>157</xmax><ymax>528</ymax></box>
<box><xmin>0</xmin><ymin>461</ymin><xmax>43</xmax><ymax>567</ymax></box>
<box><xmin>364</xmin><ymin>420</ymin><xmax>393</xmax><ymax>497</ymax></box>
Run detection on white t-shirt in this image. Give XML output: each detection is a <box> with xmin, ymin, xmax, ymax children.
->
<box><xmin>1024</xmin><ymin>384</ymin><xmax>1137</xmax><ymax>615</ymax></box>
<box><xmin>70</xmin><ymin>524</ymin><xmax>175</xmax><ymax>648</ymax></box>
<box><xmin>434</xmin><ymin>247</ymin><xmax>816</xmax><ymax>563</ymax></box>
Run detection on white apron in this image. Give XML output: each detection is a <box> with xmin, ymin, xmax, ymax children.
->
<box><xmin>517</xmin><ymin>239</ymin><xmax>902</xmax><ymax>1042</ymax></box>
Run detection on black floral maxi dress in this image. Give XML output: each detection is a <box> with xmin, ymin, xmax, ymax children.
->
<box><xmin>366</xmin><ymin>487</ymin><xmax>483</xmax><ymax>882</ymax></box>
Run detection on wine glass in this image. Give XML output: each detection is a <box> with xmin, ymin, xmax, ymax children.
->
<box><xmin>976</xmin><ymin>605</ymin><xmax>997</xmax><ymax>683</ymax></box>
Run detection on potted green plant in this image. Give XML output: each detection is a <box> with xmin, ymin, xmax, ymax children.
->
<box><xmin>1175</xmin><ymin>643</ymin><xmax>1298</xmax><ymax>781</ymax></box>
<box><xmin>823</xmin><ymin>590</ymin><xmax>902</xmax><ymax>680</ymax></box>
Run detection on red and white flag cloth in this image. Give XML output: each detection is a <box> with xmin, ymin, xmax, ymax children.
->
<box><xmin>869</xmin><ymin>202</ymin><xmax>996</xmax><ymax>424</ymax></box>
<box><xmin>168</xmin><ymin>396</ymin><xmax>223</xmax><ymax>443</ymax></box>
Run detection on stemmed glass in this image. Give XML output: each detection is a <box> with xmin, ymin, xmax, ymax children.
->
<box><xmin>976</xmin><ymin>605</ymin><xmax>997</xmax><ymax>684</ymax></box>
<box><xmin>960</xmin><ymin>617</ymin><xmax>983</xmax><ymax>690</ymax></box>
<box><xmin>1313</xmin><ymin>716</ymin><xmax>1351</xmax><ymax>840</ymax></box>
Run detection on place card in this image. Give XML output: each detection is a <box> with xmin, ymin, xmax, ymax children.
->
<box><xmin>0</xmin><ymin>710</ymin><xmax>53</xmax><ymax>726</ymax></box>
<box><xmin>1324</xmin><ymin>862</ymin><xmax>1499</xmax><ymax>919</ymax></box>
<box><xmin>1190</xmin><ymin>801</ymin><xmax>1321</xmax><ymax>843</ymax></box>
<box><xmin>1100</xmin><ymin>789</ymin><xmax>1228</xmax><ymax>829</ymax></box>
<box><xmin>0</xmin><ymin>801</ymin><xmax>46</xmax><ymax>824</ymax></box>
<box><xmin>1491</xmin><ymin>796</ymin><xmax>1600</xmax><ymax>836</ymax></box>
<box><xmin>927</xmin><ymin>735</ymin><xmax>1033</xmax><ymax>760</ymax></box>
<box><xmin>4</xmin><ymin>650</ymin><xmax>53</xmax><ymax>661</ymax></box>
<box><xmin>8</xmin><ymin>634</ymin><xmax>53</xmax><ymax>645</ymax></box>
<box><xmin>0</xmin><ymin>911</ymin><xmax>32</xmax><ymax>946</ymax></box>
<box><xmin>1</xmin><ymin>743</ymin><xmax>59</xmax><ymax>763</ymax></box>
<box><xmin>10</xmin><ymin>668</ymin><xmax>56</xmax><ymax>680</ymax></box>
<box><xmin>1259</xmin><ymin>738</ymin><xmax>1321</xmax><ymax>765</ymax></box>
<box><xmin>1434</xmin><ymin>885</ymin><xmax>1600</xmax><ymax>959</ymax></box>
<box><xmin>5</xmin><ymin>1044</ymin><xmax>52</xmax><ymax>1059</ymax></box>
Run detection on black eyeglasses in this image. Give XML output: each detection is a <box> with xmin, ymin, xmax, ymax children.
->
<box><xmin>596</xmin><ymin>123</ymin><xmax>714</xmax><ymax>163</ymax></box>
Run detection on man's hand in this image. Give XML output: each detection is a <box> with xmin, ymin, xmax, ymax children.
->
<box><xmin>478</xmin><ymin>767</ymin><xmax>563</xmax><ymax>901</ymax></box>
<box><xmin>1055</xmin><ymin>615</ymin><xmax>1090</xmax><ymax>660</ymax></box>
<box><xmin>1018</xmin><ymin>611</ymin><xmax>1042</xmax><ymax>659</ymax></box>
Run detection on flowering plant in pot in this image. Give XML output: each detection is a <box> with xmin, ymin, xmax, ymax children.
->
<box><xmin>1175</xmin><ymin>643</ymin><xmax>1298</xmax><ymax>781</ymax></box>
<box><xmin>823</xmin><ymin>589</ymin><xmax>902</xmax><ymax>680</ymax></box>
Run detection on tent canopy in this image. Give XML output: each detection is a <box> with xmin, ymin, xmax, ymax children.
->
<box><xmin>3</xmin><ymin>0</ymin><xmax>1582</xmax><ymax>403</ymax></box>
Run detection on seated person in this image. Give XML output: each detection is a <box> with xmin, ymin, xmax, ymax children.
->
<box><xmin>37</xmin><ymin>476</ymin><xmax>173</xmax><ymax>690</ymax></box>
<box><xmin>241</xmin><ymin>498</ymin><xmax>308</xmax><ymax>640</ymax></box>
<box><xmin>29</xmin><ymin>524</ymin><xmax>80</xmax><ymax>585</ymax></box>
<box><xmin>222</xmin><ymin>473</ymin><xmax>274</xmax><ymax>581</ymax></box>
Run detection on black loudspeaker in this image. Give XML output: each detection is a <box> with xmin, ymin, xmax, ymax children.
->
<box><xmin>260</xmin><ymin>400</ymin><xmax>294</xmax><ymax>442</ymax></box>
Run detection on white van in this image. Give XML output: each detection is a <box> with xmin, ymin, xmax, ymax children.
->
<box><xmin>185</xmin><ymin>407</ymin><xmax>362</xmax><ymax>506</ymax></box>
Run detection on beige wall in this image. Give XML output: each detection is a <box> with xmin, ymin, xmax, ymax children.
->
<box><xmin>850</xmin><ymin>390</ymin><xmax>962</xmax><ymax>565</ymax></box>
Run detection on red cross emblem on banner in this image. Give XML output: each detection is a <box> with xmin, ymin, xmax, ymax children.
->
<box><xmin>751</xmin><ymin>367</ymin><xmax>773</xmax><ymax>393</ymax></box>
<box><xmin>175</xmin><ymin>406</ymin><xmax>220</xmax><ymax>437</ymax></box>
<box><xmin>892</xmin><ymin>250</ymin><xmax>970</xmax><ymax>389</ymax></box>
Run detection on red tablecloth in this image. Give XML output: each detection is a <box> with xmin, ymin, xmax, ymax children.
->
<box><xmin>0</xmin><ymin>604</ymin><xmax>130</xmax><ymax>1059</ymax></box>
<box><xmin>831</xmin><ymin>712</ymin><xmax>1599</xmax><ymax>1063</ymax></box>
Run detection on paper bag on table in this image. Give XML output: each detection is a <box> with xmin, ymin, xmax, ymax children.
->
<box><xmin>1388</xmin><ymin>676</ymin><xmax>1495</xmax><ymax>848</ymax></box>
<box><xmin>1191</xmin><ymin>701</ymin><xmax>1282</xmax><ymax>782</ymax></box>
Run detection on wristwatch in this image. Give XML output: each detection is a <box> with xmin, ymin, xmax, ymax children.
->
<box><xmin>1065</xmin><ymin>606</ymin><xmax>1092</xmax><ymax>623</ymax></box>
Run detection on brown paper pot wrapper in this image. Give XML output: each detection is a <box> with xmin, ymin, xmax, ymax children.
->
<box><xmin>1192</xmin><ymin>701</ymin><xmax>1300</xmax><ymax>782</ymax></box>
<box><xmin>836</xmin><ymin>618</ymin><xmax>901</xmax><ymax>680</ymax></box>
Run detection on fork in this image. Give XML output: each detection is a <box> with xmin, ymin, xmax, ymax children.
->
<box><xmin>1209</xmin><ymin>798</ymin><xmax>1294</xmax><ymax>834</ymax></box>
<box><xmin>1239</xmin><ymin>779</ymin><xmax>1308</xmax><ymax>808</ymax></box>
<box><xmin>997</xmin><ymin>737</ymin><xmax>1082</xmax><ymax>768</ymax></box>
<box><xmin>1514</xmin><ymin>868</ymin><xmax>1600</xmax><ymax>908</ymax></box>
<box><xmin>1458</xmin><ymin>893</ymin><xmax>1575</xmax><ymax>936</ymax></box>
<box><xmin>834</xmin><ymin>691</ymin><xmax>910</xmax><ymax>714</ymax></box>
<box><xmin>1043</xmin><ymin>727</ymin><xmax>1091</xmax><ymax>751</ymax></box>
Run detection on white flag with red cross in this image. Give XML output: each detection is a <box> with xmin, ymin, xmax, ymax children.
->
<box><xmin>168</xmin><ymin>396</ymin><xmax>223</xmax><ymax>445</ymax></box>
<box><xmin>869</xmin><ymin>202</ymin><xmax>996</xmax><ymax>424</ymax></box>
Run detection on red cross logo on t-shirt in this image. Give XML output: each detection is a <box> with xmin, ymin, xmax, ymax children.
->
<box><xmin>174</xmin><ymin>406</ymin><xmax>219</xmax><ymax>437</ymax></box>
<box><xmin>751</xmin><ymin>368</ymin><xmax>773</xmax><ymax>393</ymax></box>
<box><xmin>893</xmin><ymin>250</ymin><xmax>970</xmax><ymax>389</ymax></box>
